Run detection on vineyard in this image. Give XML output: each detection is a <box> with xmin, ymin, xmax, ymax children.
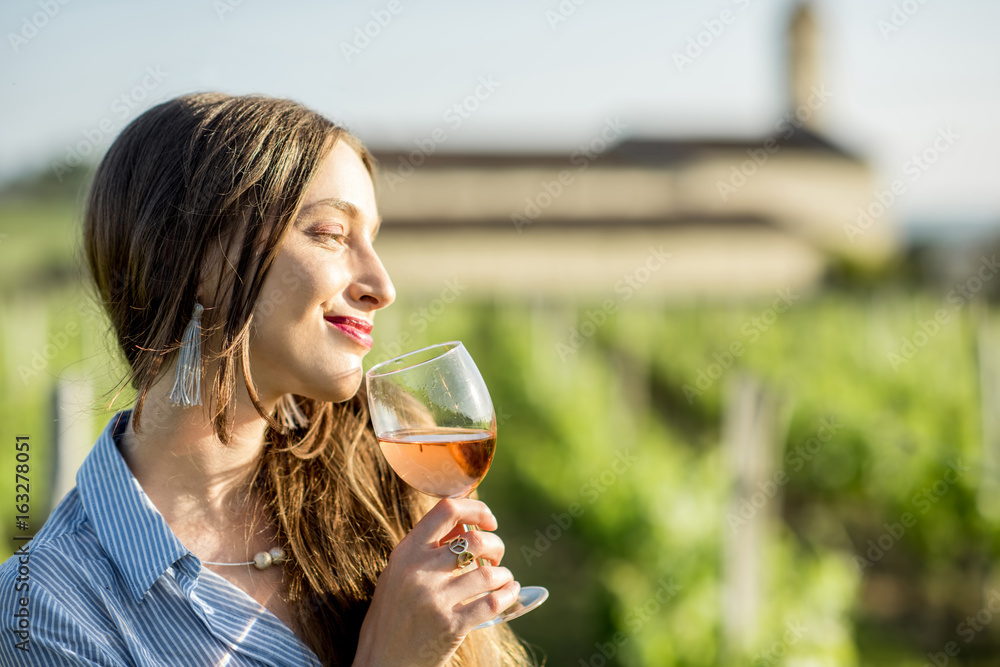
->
<box><xmin>2</xmin><ymin>191</ymin><xmax>998</xmax><ymax>665</ymax></box>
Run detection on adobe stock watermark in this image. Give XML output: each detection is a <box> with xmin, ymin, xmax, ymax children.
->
<box><xmin>878</xmin><ymin>0</ymin><xmax>931</xmax><ymax>40</ymax></box>
<box><xmin>253</xmin><ymin>265</ymin><xmax>467</xmax><ymax>366</ymax></box>
<box><xmin>682</xmin><ymin>289</ymin><xmax>799</xmax><ymax>403</ymax></box>
<box><xmin>213</xmin><ymin>0</ymin><xmax>245</xmax><ymax>20</ymax></box>
<box><xmin>511</xmin><ymin>116</ymin><xmax>627</xmax><ymax>233</ymax></box>
<box><xmin>578</xmin><ymin>577</ymin><xmax>682</xmax><ymax>667</ymax></box>
<box><xmin>854</xmin><ymin>458</ymin><xmax>970</xmax><ymax>571</ymax></box>
<box><xmin>751</xmin><ymin>619</ymin><xmax>808</xmax><ymax>666</ymax></box>
<box><xmin>925</xmin><ymin>589</ymin><xmax>1000</xmax><ymax>666</ymax></box>
<box><xmin>51</xmin><ymin>65</ymin><xmax>169</xmax><ymax>181</ymax></box>
<box><xmin>367</xmin><ymin>277</ymin><xmax>467</xmax><ymax>365</ymax></box>
<box><xmin>554</xmin><ymin>246</ymin><xmax>670</xmax><ymax>362</ymax></box>
<box><xmin>382</xmin><ymin>76</ymin><xmax>502</xmax><ymax>192</ymax></box>
<box><xmin>18</xmin><ymin>266</ymin><xmax>140</xmax><ymax>385</ymax></box>
<box><xmin>16</xmin><ymin>320</ymin><xmax>81</xmax><ymax>385</ymax></box>
<box><xmin>727</xmin><ymin>417</ymin><xmax>842</xmax><ymax>533</ymax></box>
<box><xmin>8</xmin><ymin>0</ymin><xmax>72</xmax><ymax>53</ymax></box>
<box><xmin>672</xmin><ymin>0</ymin><xmax>753</xmax><ymax>73</ymax></box>
<box><xmin>844</xmin><ymin>127</ymin><xmax>959</xmax><ymax>243</ymax></box>
<box><xmin>340</xmin><ymin>0</ymin><xmax>403</xmax><ymax>63</ymax></box>
<box><xmin>716</xmin><ymin>85</ymin><xmax>833</xmax><ymax>201</ymax></box>
<box><xmin>116</xmin><ymin>390</ymin><xmax>188</xmax><ymax>453</ymax></box>
<box><xmin>887</xmin><ymin>254</ymin><xmax>998</xmax><ymax>371</ymax></box>
<box><xmin>16</xmin><ymin>266</ymin><xmax>138</xmax><ymax>384</ymax></box>
<box><xmin>520</xmin><ymin>448</ymin><xmax>638</xmax><ymax>566</ymax></box>
<box><xmin>545</xmin><ymin>0</ymin><xmax>588</xmax><ymax>31</ymax></box>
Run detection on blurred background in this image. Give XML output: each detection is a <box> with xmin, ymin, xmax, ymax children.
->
<box><xmin>2</xmin><ymin>0</ymin><xmax>1000</xmax><ymax>664</ymax></box>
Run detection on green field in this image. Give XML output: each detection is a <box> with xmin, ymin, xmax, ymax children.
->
<box><xmin>2</xmin><ymin>190</ymin><xmax>999</xmax><ymax>665</ymax></box>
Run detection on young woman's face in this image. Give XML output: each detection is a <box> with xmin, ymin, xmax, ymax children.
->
<box><xmin>249</xmin><ymin>139</ymin><xmax>395</xmax><ymax>405</ymax></box>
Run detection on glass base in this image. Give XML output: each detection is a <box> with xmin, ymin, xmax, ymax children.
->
<box><xmin>473</xmin><ymin>585</ymin><xmax>549</xmax><ymax>630</ymax></box>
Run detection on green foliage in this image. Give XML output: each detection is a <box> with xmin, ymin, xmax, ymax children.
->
<box><xmin>3</xmin><ymin>263</ymin><xmax>999</xmax><ymax>664</ymax></box>
<box><xmin>372</xmin><ymin>291</ymin><xmax>994</xmax><ymax>665</ymax></box>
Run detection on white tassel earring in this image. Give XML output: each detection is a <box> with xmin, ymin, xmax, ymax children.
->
<box><xmin>167</xmin><ymin>301</ymin><xmax>204</xmax><ymax>407</ymax></box>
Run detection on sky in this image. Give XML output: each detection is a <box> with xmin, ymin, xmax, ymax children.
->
<box><xmin>2</xmin><ymin>0</ymin><xmax>999</xmax><ymax>229</ymax></box>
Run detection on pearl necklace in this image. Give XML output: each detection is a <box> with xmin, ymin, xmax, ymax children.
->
<box><xmin>202</xmin><ymin>547</ymin><xmax>288</xmax><ymax>570</ymax></box>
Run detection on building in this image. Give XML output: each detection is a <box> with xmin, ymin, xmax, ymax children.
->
<box><xmin>370</xmin><ymin>3</ymin><xmax>898</xmax><ymax>301</ymax></box>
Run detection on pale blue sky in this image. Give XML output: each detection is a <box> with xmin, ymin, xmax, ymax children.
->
<box><xmin>2</xmin><ymin>0</ymin><xmax>998</xmax><ymax>225</ymax></box>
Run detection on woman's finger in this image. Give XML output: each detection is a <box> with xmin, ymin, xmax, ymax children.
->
<box><xmin>438</xmin><ymin>530</ymin><xmax>505</xmax><ymax>568</ymax></box>
<box><xmin>454</xmin><ymin>577</ymin><xmax>521</xmax><ymax>627</ymax></box>
<box><xmin>410</xmin><ymin>497</ymin><xmax>498</xmax><ymax>545</ymax></box>
<box><xmin>438</xmin><ymin>516</ymin><xmax>499</xmax><ymax>545</ymax></box>
<box><xmin>447</xmin><ymin>564</ymin><xmax>515</xmax><ymax>604</ymax></box>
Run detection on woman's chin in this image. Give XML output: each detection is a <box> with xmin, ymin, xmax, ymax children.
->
<box><xmin>299</xmin><ymin>367</ymin><xmax>364</xmax><ymax>404</ymax></box>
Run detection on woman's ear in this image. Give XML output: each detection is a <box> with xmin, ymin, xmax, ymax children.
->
<box><xmin>197</xmin><ymin>221</ymin><xmax>256</xmax><ymax>310</ymax></box>
<box><xmin>196</xmin><ymin>233</ymin><xmax>236</xmax><ymax>311</ymax></box>
<box><xmin>197</xmin><ymin>257</ymin><xmax>220</xmax><ymax>310</ymax></box>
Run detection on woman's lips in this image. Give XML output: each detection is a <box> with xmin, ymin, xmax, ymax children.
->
<box><xmin>324</xmin><ymin>315</ymin><xmax>373</xmax><ymax>349</ymax></box>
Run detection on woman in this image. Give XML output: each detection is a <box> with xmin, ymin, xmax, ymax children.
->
<box><xmin>0</xmin><ymin>93</ymin><xmax>533</xmax><ymax>666</ymax></box>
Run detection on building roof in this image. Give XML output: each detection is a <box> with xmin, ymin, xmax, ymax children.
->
<box><xmin>369</xmin><ymin>124</ymin><xmax>859</xmax><ymax>173</ymax></box>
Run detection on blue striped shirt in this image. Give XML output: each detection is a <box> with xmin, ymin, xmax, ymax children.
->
<box><xmin>0</xmin><ymin>409</ymin><xmax>322</xmax><ymax>666</ymax></box>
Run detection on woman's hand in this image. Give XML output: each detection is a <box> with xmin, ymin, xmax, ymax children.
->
<box><xmin>352</xmin><ymin>498</ymin><xmax>520</xmax><ymax>667</ymax></box>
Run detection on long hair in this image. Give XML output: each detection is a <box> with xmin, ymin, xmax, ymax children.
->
<box><xmin>82</xmin><ymin>92</ymin><xmax>533</xmax><ymax>666</ymax></box>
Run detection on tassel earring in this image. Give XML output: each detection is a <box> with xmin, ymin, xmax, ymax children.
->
<box><xmin>275</xmin><ymin>394</ymin><xmax>309</xmax><ymax>432</ymax></box>
<box><xmin>167</xmin><ymin>301</ymin><xmax>204</xmax><ymax>407</ymax></box>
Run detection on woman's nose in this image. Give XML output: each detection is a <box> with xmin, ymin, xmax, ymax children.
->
<box><xmin>350</xmin><ymin>247</ymin><xmax>395</xmax><ymax>310</ymax></box>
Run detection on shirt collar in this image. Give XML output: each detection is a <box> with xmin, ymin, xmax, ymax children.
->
<box><xmin>77</xmin><ymin>408</ymin><xmax>191</xmax><ymax>604</ymax></box>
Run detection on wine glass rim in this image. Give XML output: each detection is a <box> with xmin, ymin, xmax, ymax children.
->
<box><xmin>366</xmin><ymin>340</ymin><xmax>465</xmax><ymax>378</ymax></box>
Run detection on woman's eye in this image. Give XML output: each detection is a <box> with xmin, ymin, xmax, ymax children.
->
<box><xmin>312</xmin><ymin>228</ymin><xmax>346</xmax><ymax>245</ymax></box>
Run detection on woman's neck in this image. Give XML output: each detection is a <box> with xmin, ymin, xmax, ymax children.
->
<box><xmin>118</xmin><ymin>369</ymin><xmax>281</xmax><ymax>560</ymax></box>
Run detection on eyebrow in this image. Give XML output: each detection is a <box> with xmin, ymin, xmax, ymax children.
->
<box><xmin>299</xmin><ymin>197</ymin><xmax>382</xmax><ymax>238</ymax></box>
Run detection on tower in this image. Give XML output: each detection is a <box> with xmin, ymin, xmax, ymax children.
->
<box><xmin>788</xmin><ymin>2</ymin><xmax>822</xmax><ymax>131</ymax></box>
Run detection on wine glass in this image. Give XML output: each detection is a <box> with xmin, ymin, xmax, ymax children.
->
<box><xmin>365</xmin><ymin>341</ymin><xmax>548</xmax><ymax>629</ymax></box>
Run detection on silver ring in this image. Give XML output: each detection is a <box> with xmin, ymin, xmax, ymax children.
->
<box><xmin>448</xmin><ymin>537</ymin><xmax>475</xmax><ymax>568</ymax></box>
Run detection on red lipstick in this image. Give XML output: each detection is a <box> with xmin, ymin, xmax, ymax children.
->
<box><xmin>324</xmin><ymin>315</ymin><xmax>373</xmax><ymax>349</ymax></box>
